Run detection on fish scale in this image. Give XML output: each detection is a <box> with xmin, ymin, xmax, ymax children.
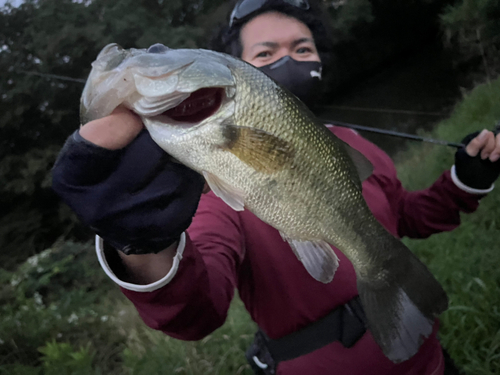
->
<box><xmin>81</xmin><ymin>43</ymin><xmax>449</xmax><ymax>363</ymax></box>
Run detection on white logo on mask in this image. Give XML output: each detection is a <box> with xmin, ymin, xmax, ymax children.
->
<box><xmin>310</xmin><ymin>69</ymin><xmax>322</xmax><ymax>80</ymax></box>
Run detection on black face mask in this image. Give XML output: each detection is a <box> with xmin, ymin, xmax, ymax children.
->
<box><xmin>258</xmin><ymin>56</ymin><xmax>322</xmax><ymax>107</ymax></box>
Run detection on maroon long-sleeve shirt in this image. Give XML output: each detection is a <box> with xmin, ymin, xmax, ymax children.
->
<box><xmin>111</xmin><ymin>126</ymin><xmax>483</xmax><ymax>375</ymax></box>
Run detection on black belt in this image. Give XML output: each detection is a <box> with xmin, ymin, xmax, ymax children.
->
<box><xmin>245</xmin><ymin>296</ymin><xmax>367</xmax><ymax>375</ymax></box>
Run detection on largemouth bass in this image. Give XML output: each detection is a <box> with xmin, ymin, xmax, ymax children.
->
<box><xmin>81</xmin><ymin>43</ymin><xmax>448</xmax><ymax>362</ymax></box>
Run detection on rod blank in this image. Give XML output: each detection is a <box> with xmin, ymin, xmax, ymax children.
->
<box><xmin>322</xmin><ymin>120</ymin><xmax>465</xmax><ymax>148</ymax></box>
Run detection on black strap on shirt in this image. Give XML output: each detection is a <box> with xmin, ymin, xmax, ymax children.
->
<box><xmin>245</xmin><ymin>296</ymin><xmax>367</xmax><ymax>375</ymax></box>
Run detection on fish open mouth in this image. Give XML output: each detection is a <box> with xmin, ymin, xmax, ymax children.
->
<box><xmin>162</xmin><ymin>87</ymin><xmax>224</xmax><ymax>124</ymax></box>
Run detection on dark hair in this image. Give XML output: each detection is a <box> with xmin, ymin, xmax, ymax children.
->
<box><xmin>210</xmin><ymin>0</ymin><xmax>334</xmax><ymax>69</ymax></box>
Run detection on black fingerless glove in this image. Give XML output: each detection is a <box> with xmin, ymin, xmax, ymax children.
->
<box><xmin>52</xmin><ymin>130</ymin><xmax>205</xmax><ymax>255</ymax></box>
<box><xmin>455</xmin><ymin>131</ymin><xmax>500</xmax><ymax>190</ymax></box>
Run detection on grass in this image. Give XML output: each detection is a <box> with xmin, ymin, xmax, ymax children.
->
<box><xmin>1</xmin><ymin>78</ymin><xmax>499</xmax><ymax>374</ymax></box>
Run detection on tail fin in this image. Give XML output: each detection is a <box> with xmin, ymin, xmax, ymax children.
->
<box><xmin>356</xmin><ymin>238</ymin><xmax>448</xmax><ymax>363</ymax></box>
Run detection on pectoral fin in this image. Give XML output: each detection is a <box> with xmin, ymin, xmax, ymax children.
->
<box><xmin>203</xmin><ymin>171</ymin><xmax>245</xmax><ymax>211</ymax></box>
<box><xmin>281</xmin><ymin>232</ymin><xmax>339</xmax><ymax>283</ymax></box>
<box><xmin>220</xmin><ymin>124</ymin><xmax>295</xmax><ymax>174</ymax></box>
<box><xmin>340</xmin><ymin>140</ymin><xmax>373</xmax><ymax>185</ymax></box>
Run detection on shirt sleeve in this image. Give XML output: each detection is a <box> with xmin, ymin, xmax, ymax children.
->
<box><xmin>391</xmin><ymin>169</ymin><xmax>484</xmax><ymax>239</ymax></box>
<box><xmin>103</xmin><ymin>192</ymin><xmax>246</xmax><ymax>341</ymax></box>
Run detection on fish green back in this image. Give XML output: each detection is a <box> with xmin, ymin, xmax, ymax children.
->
<box><xmin>219</xmin><ymin>56</ymin><xmax>374</xmax><ymax>243</ymax></box>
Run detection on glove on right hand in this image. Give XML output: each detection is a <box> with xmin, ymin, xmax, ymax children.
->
<box><xmin>52</xmin><ymin>129</ymin><xmax>205</xmax><ymax>255</ymax></box>
<box><xmin>455</xmin><ymin>130</ymin><xmax>500</xmax><ymax>190</ymax></box>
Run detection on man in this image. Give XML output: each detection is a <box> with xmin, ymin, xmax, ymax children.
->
<box><xmin>52</xmin><ymin>0</ymin><xmax>500</xmax><ymax>374</ymax></box>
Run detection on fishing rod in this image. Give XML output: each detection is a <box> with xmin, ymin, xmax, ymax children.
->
<box><xmin>320</xmin><ymin>119</ymin><xmax>465</xmax><ymax>148</ymax></box>
<box><xmin>14</xmin><ymin>69</ymin><xmax>87</xmax><ymax>83</ymax></box>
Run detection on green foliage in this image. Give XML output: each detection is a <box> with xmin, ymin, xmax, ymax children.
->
<box><xmin>440</xmin><ymin>0</ymin><xmax>500</xmax><ymax>80</ymax></box>
<box><xmin>0</xmin><ymin>364</ymin><xmax>41</xmax><ymax>375</ymax></box>
<box><xmin>326</xmin><ymin>0</ymin><xmax>374</xmax><ymax>41</ymax></box>
<box><xmin>0</xmin><ymin>146</ymin><xmax>58</xmax><ymax>195</ymax></box>
<box><xmin>39</xmin><ymin>340</ymin><xmax>95</xmax><ymax>375</ymax></box>
<box><xmin>0</xmin><ymin>145</ymin><xmax>68</xmax><ymax>269</ymax></box>
<box><xmin>0</xmin><ymin>238</ymin><xmax>255</xmax><ymax>374</ymax></box>
<box><xmin>441</xmin><ymin>0</ymin><xmax>500</xmax><ymax>39</ymax></box>
<box><xmin>322</xmin><ymin>0</ymin><xmax>454</xmax><ymax>93</ymax></box>
<box><xmin>0</xmin><ymin>0</ymin><xmax>222</xmax><ymax>155</ymax></box>
<box><xmin>0</xmin><ymin>241</ymin><xmax>125</xmax><ymax>373</ymax></box>
<box><xmin>397</xmin><ymin>77</ymin><xmax>500</xmax><ymax>374</ymax></box>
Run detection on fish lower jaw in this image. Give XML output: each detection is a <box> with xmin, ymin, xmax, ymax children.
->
<box><xmin>145</xmin><ymin>115</ymin><xmax>202</xmax><ymax>130</ymax></box>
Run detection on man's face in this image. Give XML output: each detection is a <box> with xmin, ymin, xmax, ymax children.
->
<box><xmin>240</xmin><ymin>11</ymin><xmax>321</xmax><ymax>67</ymax></box>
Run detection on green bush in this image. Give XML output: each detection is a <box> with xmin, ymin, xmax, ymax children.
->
<box><xmin>0</xmin><ymin>241</ymin><xmax>125</xmax><ymax>373</ymax></box>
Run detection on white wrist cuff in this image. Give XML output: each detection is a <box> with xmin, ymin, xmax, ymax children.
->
<box><xmin>451</xmin><ymin>165</ymin><xmax>494</xmax><ymax>194</ymax></box>
<box><xmin>96</xmin><ymin>233</ymin><xmax>186</xmax><ymax>292</ymax></box>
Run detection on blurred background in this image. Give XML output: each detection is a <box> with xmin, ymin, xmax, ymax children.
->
<box><xmin>0</xmin><ymin>0</ymin><xmax>499</xmax><ymax>374</ymax></box>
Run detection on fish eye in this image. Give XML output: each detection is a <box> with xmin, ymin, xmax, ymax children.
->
<box><xmin>147</xmin><ymin>44</ymin><xmax>170</xmax><ymax>54</ymax></box>
<box><xmin>104</xmin><ymin>52</ymin><xmax>127</xmax><ymax>71</ymax></box>
<box><xmin>96</xmin><ymin>44</ymin><xmax>127</xmax><ymax>71</ymax></box>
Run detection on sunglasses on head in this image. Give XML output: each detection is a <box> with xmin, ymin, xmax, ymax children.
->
<box><xmin>229</xmin><ymin>0</ymin><xmax>310</xmax><ymax>27</ymax></box>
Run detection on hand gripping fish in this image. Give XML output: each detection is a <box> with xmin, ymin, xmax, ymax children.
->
<box><xmin>81</xmin><ymin>43</ymin><xmax>448</xmax><ymax>363</ymax></box>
